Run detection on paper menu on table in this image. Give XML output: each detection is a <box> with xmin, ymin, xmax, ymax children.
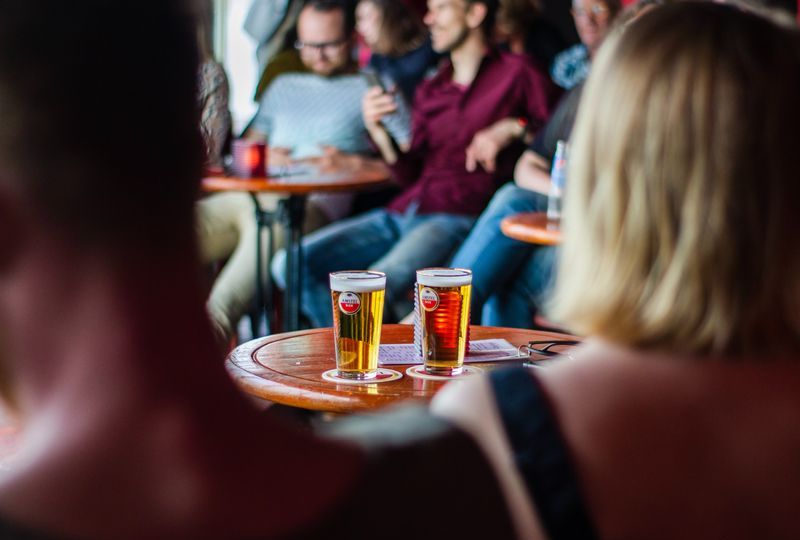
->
<box><xmin>465</xmin><ymin>338</ymin><xmax>521</xmax><ymax>361</ymax></box>
<box><xmin>266</xmin><ymin>163</ymin><xmax>317</xmax><ymax>177</ymax></box>
<box><xmin>378</xmin><ymin>339</ymin><xmax>519</xmax><ymax>365</ymax></box>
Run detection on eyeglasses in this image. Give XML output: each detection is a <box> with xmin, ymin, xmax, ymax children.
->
<box><xmin>294</xmin><ymin>38</ymin><xmax>348</xmax><ymax>54</ymax></box>
<box><xmin>522</xmin><ymin>339</ymin><xmax>579</xmax><ymax>367</ymax></box>
<box><xmin>525</xmin><ymin>340</ymin><xmax>580</xmax><ymax>357</ymax></box>
<box><xmin>572</xmin><ymin>3</ymin><xmax>610</xmax><ymax>19</ymax></box>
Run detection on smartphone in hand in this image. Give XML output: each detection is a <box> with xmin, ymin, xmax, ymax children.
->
<box><xmin>364</xmin><ymin>70</ymin><xmax>387</xmax><ymax>93</ymax></box>
<box><xmin>363</xmin><ymin>71</ymin><xmax>400</xmax><ymax>152</ymax></box>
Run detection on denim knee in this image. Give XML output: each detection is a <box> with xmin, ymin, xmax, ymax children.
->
<box><xmin>487</xmin><ymin>182</ymin><xmax>547</xmax><ymax>214</ymax></box>
<box><xmin>271</xmin><ymin>249</ymin><xmax>287</xmax><ymax>290</ymax></box>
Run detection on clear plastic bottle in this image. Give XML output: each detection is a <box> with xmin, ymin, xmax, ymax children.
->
<box><xmin>413</xmin><ymin>282</ymin><xmax>422</xmax><ymax>361</ymax></box>
<box><xmin>547</xmin><ymin>140</ymin><xmax>568</xmax><ymax>221</ymax></box>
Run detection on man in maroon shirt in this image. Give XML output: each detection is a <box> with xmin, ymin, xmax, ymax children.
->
<box><xmin>273</xmin><ymin>0</ymin><xmax>558</xmax><ymax>326</ymax></box>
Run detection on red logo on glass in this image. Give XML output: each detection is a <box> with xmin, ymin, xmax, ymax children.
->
<box><xmin>338</xmin><ymin>292</ymin><xmax>361</xmax><ymax>315</ymax></box>
<box><xmin>420</xmin><ymin>287</ymin><xmax>439</xmax><ymax>311</ymax></box>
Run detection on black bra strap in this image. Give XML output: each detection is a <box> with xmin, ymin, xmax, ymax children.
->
<box><xmin>489</xmin><ymin>367</ymin><xmax>599</xmax><ymax>540</ymax></box>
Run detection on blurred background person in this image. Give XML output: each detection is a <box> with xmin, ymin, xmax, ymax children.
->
<box><xmin>433</xmin><ymin>4</ymin><xmax>800</xmax><ymax>538</ymax></box>
<box><xmin>356</xmin><ymin>0</ymin><xmax>441</xmax><ymax>104</ymax></box>
<box><xmin>494</xmin><ymin>0</ymin><xmax>566</xmax><ymax>72</ymax></box>
<box><xmin>197</xmin><ymin>0</ymin><xmax>232</xmax><ymax>170</ymax></box>
<box><xmin>448</xmin><ymin>0</ymin><xmax>663</xmax><ymax>328</ymax></box>
<box><xmin>245</xmin><ymin>0</ymin><xmax>304</xmax><ymax>72</ymax></box>
<box><xmin>446</xmin><ymin>83</ymin><xmax>580</xmax><ymax>327</ymax></box>
<box><xmin>245</xmin><ymin>0</ymin><xmax>308</xmax><ymax>101</ymax></box>
<box><xmin>198</xmin><ymin>0</ymin><xmax>410</xmax><ymax>343</ymax></box>
<box><xmin>550</xmin><ymin>0</ymin><xmax>621</xmax><ymax>89</ymax></box>
<box><xmin>273</xmin><ymin>0</ymin><xmax>558</xmax><ymax>327</ymax></box>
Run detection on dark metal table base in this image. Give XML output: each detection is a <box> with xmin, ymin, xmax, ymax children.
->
<box><xmin>279</xmin><ymin>195</ymin><xmax>306</xmax><ymax>332</ymax></box>
<box><xmin>249</xmin><ymin>193</ymin><xmax>307</xmax><ymax>336</ymax></box>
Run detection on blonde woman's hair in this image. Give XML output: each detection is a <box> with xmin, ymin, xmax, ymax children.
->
<box><xmin>550</xmin><ymin>2</ymin><xmax>800</xmax><ymax>357</ymax></box>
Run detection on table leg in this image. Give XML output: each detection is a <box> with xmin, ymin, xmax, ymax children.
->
<box><xmin>266</xmin><ymin>205</ymin><xmax>277</xmax><ymax>332</ymax></box>
<box><xmin>250</xmin><ymin>193</ymin><xmax>275</xmax><ymax>337</ymax></box>
<box><xmin>280</xmin><ymin>195</ymin><xmax>306</xmax><ymax>332</ymax></box>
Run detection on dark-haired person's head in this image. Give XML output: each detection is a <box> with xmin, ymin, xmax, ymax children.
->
<box><xmin>295</xmin><ymin>0</ymin><xmax>357</xmax><ymax>76</ymax></box>
<box><xmin>424</xmin><ymin>0</ymin><xmax>498</xmax><ymax>53</ymax></box>
<box><xmin>553</xmin><ymin>2</ymin><xmax>800</xmax><ymax>356</ymax></box>
<box><xmin>495</xmin><ymin>0</ymin><xmax>543</xmax><ymax>44</ymax></box>
<box><xmin>0</xmin><ymin>0</ymin><xmax>203</xmax><ymax>257</ymax></box>
<box><xmin>356</xmin><ymin>0</ymin><xmax>427</xmax><ymax>56</ymax></box>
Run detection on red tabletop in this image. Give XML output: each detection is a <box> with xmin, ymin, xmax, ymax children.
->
<box><xmin>501</xmin><ymin>211</ymin><xmax>562</xmax><ymax>245</ymax></box>
<box><xmin>226</xmin><ymin>324</ymin><xmax>577</xmax><ymax>413</ymax></box>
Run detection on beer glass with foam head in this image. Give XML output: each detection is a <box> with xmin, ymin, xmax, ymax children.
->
<box><xmin>330</xmin><ymin>271</ymin><xmax>386</xmax><ymax>379</ymax></box>
<box><xmin>416</xmin><ymin>268</ymin><xmax>472</xmax><ymax>375</ymax></box>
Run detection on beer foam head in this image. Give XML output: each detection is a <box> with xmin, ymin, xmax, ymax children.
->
<box><xmin>330</xmin><ymin>271</ymin><xmax>386</xmax><ymax>292</ymax></box>
<box><xmin>416</xmin><ymin>268</ymin><xmax>472</xmax><ymax>287</ymax></box>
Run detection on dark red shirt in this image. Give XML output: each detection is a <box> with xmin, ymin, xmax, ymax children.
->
<box><xmin>387</xmin><ymin>48</ymin><xmax>559</xmax><ymax>216</ymax></box>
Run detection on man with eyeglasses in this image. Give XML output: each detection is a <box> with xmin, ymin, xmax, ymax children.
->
<box><xmin>550</xmin><ymin>0</ymin><xmax>621</xmax><ymax>89</ymax></box>
<box><xmin>272</xmin><ymin>0</ymin><xmax>559</xmax><ymax>327</ymax></box>
<box><xmin>245</xmin><ymin>0</ymin><xmax>411</xmax><ymax>164</ymax></box>
<box><xmin>198</xmin><ymin>0</ymin><xmax>410</xmax><ymax>342</ymax></box>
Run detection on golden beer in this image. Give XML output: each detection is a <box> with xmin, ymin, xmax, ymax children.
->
<box><xmin>330</xmin><ymin>271</ymin><xmax>386</xmax><ymax>379</ymax></box>
<box><xmin>416</xmin><ymin>268</ymin><xmax>472</xmax><ymax>375</ymax></box>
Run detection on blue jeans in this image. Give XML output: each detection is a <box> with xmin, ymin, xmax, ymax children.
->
<box><xmin>272</xmin><ymin>207</ymin><xmax>475</xmax><ymax>327</ymax></box>
<box><xmin>482</xmin><ymin>245</ymin><xmax>557</xmax><ymax>327</ymax></box>
<box><xmin>448</xmin><ymin>183</ymin><xmax>549</xmax><ymax>325</ymax></box>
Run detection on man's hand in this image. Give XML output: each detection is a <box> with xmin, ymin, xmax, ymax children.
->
<box><xmin>513</xmin><ymin>150</ymin><xmax>552</xmax><ymax>195</ymax></box>
<box><xmin>268</xmin><ymin>147</ymin><xmax>292</xmax><ymax>168</ymax></box>
<box><xmin>362</xmin><ymin>87</ymin><xmax>398</xmax><ymax>129</ymax></box>
<box><xmin>464</xmin><ymin>118</ymin><xmax>523</xmax><ymax>173</ymax></box>
<box><xmin>362</xmin><ymin>87</ymin><xmax>403</xmax><ymax>164</ymax></box>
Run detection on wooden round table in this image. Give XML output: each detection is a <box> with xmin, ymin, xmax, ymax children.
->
<box><xmin>500</xmin><ymin>211</ymin><xmax>562</xmax><ymax>245</ymax></box>
<box><xmin>203</xmin><ymin>165</ymin><xmax>389</xmax><ymax>333</ymax></box>
<box><xmin>202</xmin><ymin>165</ymin><xmax>389</xmax><ymax>195</ymax></box>
<box><xmin>226</xmin><ymin>324</ymin><xmax>575</xmax><ymax>413</ymax></box>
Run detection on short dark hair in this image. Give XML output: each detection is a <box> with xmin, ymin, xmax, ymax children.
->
<box><xmin>0</xmin><ymin>0</ymin><xmax>203</xmax><ymax>252</ymax></box>
<box><xmin>362</xmin><ymin>0</ymin><xmax>427</xmax><ymax>56</ymax></box>
<box><xmin>303</xmin><ymin>0</ymin><xmax>357</xmax><ymax>37</ymax></box>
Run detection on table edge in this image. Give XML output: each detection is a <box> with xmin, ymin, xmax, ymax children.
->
<box><xmin>225</xmin><ymin>325</ymin><xmax>576</xmax><ymax>413</ymax></box>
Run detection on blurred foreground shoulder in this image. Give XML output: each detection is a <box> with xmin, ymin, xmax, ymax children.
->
<box><xmin>321</xmin><ymin>404</ymin><xmax>518</xmax><ymax>539</ymax></box>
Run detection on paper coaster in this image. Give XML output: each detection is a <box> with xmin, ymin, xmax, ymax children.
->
<box><xmin>321</xmin><ymin>368</ymin><xmax>403</xmax><ymax>385</ymax></box>
<box><xmin>404</xmin><ymin>365</ymin><xmax>484</xmax><ymax>381</ymax></box>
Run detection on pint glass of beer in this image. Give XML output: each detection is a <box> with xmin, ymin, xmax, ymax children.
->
<box><xmin>330</xmin><ymin>271</ymin><xmax>386</xmax><ymax>379</ymax></box>
<box><xmin>416</xmin><ymin>268</ymin><xmax>472</xmax><ymax>375</ymax></box>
